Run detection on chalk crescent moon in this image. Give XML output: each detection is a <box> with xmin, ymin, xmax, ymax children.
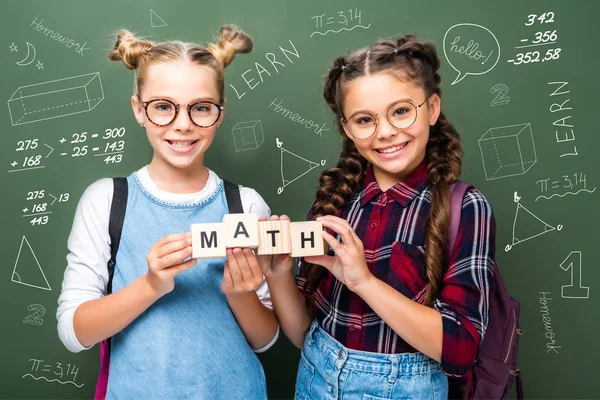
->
<box><xmin>16</xmin><ymin>42</ymin><xmax>36</xmax><ymax>66</ymax></box>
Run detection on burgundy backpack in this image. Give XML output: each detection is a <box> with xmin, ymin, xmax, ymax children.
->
<box><xmin>447</xmin><ymin>182</ymin><xmax>524</xmax><ymax>400</ymax></box>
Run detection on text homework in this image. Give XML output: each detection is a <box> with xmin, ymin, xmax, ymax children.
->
<box><xmin>191</xmin><ymin>214</ymin><xmax>324</xmax><ymax>259</ymax></box>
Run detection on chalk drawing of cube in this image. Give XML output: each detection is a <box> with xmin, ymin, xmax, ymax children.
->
<box><xmin>8</xmin><ymin>72</ymin><xmax>104</xmax><ymax>126</ymax></box>
<box><xmin>479</xmin><ymin>123</ymin><xmax>536</xmax><ymax>180</ymax></box>
<box><xmin>232</xmin><ymin>120</ymin><xmax>264</xmax><ymax>152</ymax></box>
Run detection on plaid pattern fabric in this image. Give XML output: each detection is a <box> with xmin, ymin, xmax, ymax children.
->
<box><xmin>296</xmin><ymin>161</ymin><xmax>496</xmax><ymax>376</ymax></box>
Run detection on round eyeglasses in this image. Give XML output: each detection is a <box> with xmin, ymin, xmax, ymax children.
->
<box><xmin>138</xmin><ymin>97</ymin><xmax>224</xmax><ymax>128</ymax></box>
<box><xmin>342</xmin><ymin>98</ymin><xmax>428</xmax><ymax>140</ymax></box>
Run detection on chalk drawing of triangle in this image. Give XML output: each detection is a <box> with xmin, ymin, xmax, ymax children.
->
<box><xmin>281</xmin><ymin>148</ymin><xmax>320</xmax><ymax>187</ymax></box>
<box><xmin>150</xmin><ymin>9</ymin><xmax>168</xmax><ymax>28</ymax></box>
<box><xmin>11</xmin><ymin>236</ymin><xmax>51</xmax><ymax>291</ymax></box>
<box><xmin>511</xmin><ymin>203</ymin><xmax>555</xmax><ymax>246</ymax></box>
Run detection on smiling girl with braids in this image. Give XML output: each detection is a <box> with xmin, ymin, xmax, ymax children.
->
<box><xmin>261</xmin><ymin>34</ymin><xmax>496</xmax><ymax>399</ymax></box>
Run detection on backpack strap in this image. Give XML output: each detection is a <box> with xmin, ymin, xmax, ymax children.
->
<box><xmin>447</xmin><ymin>181</ymin><xmax>477</xmax><ymax>400</ymax></box>
<box><xmin>516</xmin><ymin>369</ymin><xmax>524</xmax><ymax>400</ymax></box>
<box><xmin>448</xmin><ymin>181</ymin><xmax>473</xmax><ymax>258</ymax></box>
<box><xmin>107</xmin><ymin>177</ymin><xmax>128</xmax><ymax>295</ymax></box>
<box><xmin>223</xmin><ymin>179</ymin><xmax>243</xmax><ymax>214</ymax></box>
<box><xmin>99</xmin><ymin>177</ymin><xmax>128</xmax><ymax>377</ymax></box>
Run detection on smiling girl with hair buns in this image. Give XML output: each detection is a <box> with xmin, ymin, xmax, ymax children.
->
<box><xmin>57</xmin><ymin>25</ymin><xmax>277</xmax><ymax>399</ymax></box>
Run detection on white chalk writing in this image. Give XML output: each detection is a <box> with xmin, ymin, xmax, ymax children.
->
<box><xmin>538</xmin><ymin>291</ymin><xmax>561</xmax><ymax>354</ymax></box>
<box><xmin>30</xmin><ymin>17</ymin><xmax>90</xmax><ymax>56</ymax></box>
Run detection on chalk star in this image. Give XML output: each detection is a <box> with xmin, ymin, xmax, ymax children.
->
<box><xmin>9</xmin><ymin>42</ymin><xmax>17</xmax><ymax>52</ymax></box>
<box><xmin>23</xmin><ymin>208</ymin><xmax>29</xmax><ymax>213</ymax></box>
<box><xmin>36</xmin><ymin>60</ymin><xmax>44</xmax><ymax>70</ymax></box>
<box><xmin>59</xmin><ymin>137</ymin><xmax>66</xmax><ymax>143</ymax></box>
<box><xmin>11</xmin><ymin>161</ymin><xmax>18</xmax><ymax>167</ymax></box>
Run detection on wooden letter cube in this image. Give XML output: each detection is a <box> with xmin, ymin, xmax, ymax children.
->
<box><xmin>290</xmin><ymin>221</ymin><xmax>324</xmax><ymax>257</ymax></box>
<box><xmin>223</xmin><ymin>213</ymin><xmax>259</xmax><ymax>248</ymax></box>
<box><xmin>257</xmin><ymin>220</ymin><xmax>292</xmax><ymax>255</ymax></box>
<box><xmin>191</xmin><ymin>223</ymin><xmax>226</xmax><ymax>259</ymax></box>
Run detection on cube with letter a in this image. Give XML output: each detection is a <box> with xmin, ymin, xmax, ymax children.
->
<box><xmin>290</xmin><ymin>221</ymin><xmax>324</xmax><ymax>257</ymax></box>
<box><xmin>223</xmin><ymin>213</ymin><xmax>259</xmax><ymax>248</ymax></box>
<box><xmin>191</xmin><ymin>223</ymin><xmax>226</xmax><ymax>259</ymax></box>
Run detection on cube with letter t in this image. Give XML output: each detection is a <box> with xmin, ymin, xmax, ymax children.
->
<box><xmin>257</xmin><ymin>220</ymin><xmax>292</xmax><ymax>255</ymax></box>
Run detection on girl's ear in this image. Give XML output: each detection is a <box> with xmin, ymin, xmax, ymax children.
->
<box><xmin>216</xmin><ymin>98</ymin><xmax>227</xmax><ymax>127</ymax></box>
<box><xmin>428</xmin><ymin>94</ymin><xmax>441</xmax><ymax>126</ymax></box>
<box><xmin>341</xmin><ymin>117</ymin><xmax>353</xmax><ymax>140</ymax></box>
<box><xmin>131</xmin><ymin>95</ymin><xmax>145</xmax><ymax>126</ymax></box>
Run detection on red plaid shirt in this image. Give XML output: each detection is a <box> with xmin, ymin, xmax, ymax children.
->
<box><xmin>296</xmin><ymin>161</ymin><xmax>496</xmax><ymax>376</ymax></box>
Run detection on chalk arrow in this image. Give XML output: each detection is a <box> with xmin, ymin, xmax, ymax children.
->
<box><xmin>44</xmin><ymin>143</ymin><xmax>54</xmax><ymax>158</ymax></box>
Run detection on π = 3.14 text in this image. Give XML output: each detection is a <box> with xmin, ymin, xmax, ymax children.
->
<box><xmin>310</xmin><ymin>9</ymin><xmax>371</xmax><ymax>38</ymax></box>
<box><xmin>536</xmin><ymin>172</ymin><xmax>595</xmax><ymax>201</ymax></box>
<box><xmin>23</xmin><ymin>358</ymin><xmax>83</xmax><ymax>387</ymax></box>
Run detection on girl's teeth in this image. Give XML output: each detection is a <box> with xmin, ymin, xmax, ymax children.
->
<box><xmin>379</xmin><ymin>143</ymin><xmax>406</xmax><ymax>153</ymax></box>
<box><xmin>171</xmin><ymin>141</ymin><xmax>193</xmax><ymax>147</ymax></box>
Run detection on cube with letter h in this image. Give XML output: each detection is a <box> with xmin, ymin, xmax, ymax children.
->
<box><xmin>191</xmin><ymin>215</ymin><xmax>323</xmax><ymax>259</ymax></box>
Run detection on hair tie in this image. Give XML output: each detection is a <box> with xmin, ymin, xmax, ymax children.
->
<box><xmin>393</xmin><ymin>48</ymin><xmax>398</xmax><ymax>55</ymax></box>
<box><xmin>341</xmin><ymin>65</ymin><xmax>347</xmax><ymax>71</ymax></box>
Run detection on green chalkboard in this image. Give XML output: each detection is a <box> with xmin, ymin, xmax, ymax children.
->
<box><xmin>1</xmin><ymin>0</ymin><xmax>598</xmax><ymax>398</ymax></box>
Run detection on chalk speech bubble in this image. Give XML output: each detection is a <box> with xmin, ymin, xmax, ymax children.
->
<box><xmin>443</xmin><ymin>23</ymin><xmax>500</xmax><ymax>85</ymax></box>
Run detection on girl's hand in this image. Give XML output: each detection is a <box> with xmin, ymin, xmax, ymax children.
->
<box><xmin>257</xmin><ymin>215</ymin><xmax>294</xmax><ymax>279</ymax></box>
<box><xmin>221</xmin><ymin>248</ymin><xmax>264</xmax><ymax>297</ymax></box>
<box><xmin>304</xmin><ymin>215</ymin><xmax>373</xmax><ymax>292</ymax></box>
<box><xmin>146</xmin><ymin>233</ymin><xmax>197</xmax><ymax>296</ymax></box>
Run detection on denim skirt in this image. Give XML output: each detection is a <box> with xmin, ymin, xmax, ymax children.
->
<box><xmin>294</xmin><ymin>321</ymin><xmax>448</xmax><ymax>400</ymax></box>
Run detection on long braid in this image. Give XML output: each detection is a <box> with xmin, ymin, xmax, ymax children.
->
<box><xmin>303</xmin><ymin>138</ymin><xmax>367</xmax><ymax>292</ymax></box>
<box><xmin>302</xmin><ymin>55</ymin><xmax>368</xmax><ymax>294</ymax></box>
<box><xmin>423</xmin><ymin>113</ymin><xmax>462</xmax><ymax>305</ymax></box>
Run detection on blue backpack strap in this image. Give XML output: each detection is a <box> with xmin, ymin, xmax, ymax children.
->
<box><xmin>448</xmin><ymin>181</ymin><xmax>473</xmax><ymax>258</ymax></box>
<box><xmin>223</xmin><ymin>179</ymin><xmax>243</xmax><ymax>214</ymax></box>
<box><xmin>107</xmin><ymin>177</ymin><xmax>128</xmax><ymax>295</ymax></box>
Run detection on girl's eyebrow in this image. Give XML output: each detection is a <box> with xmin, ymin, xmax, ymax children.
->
<box><xmin>189</xmin><ymin>96</ymin><xmax>219</xmax><ymax>103</ymax></box>
<box><xmin>144</xmin><ymin>95</ymin><xmax>219</xmax><ymax>103</ymax></box>
<box><xmin>347</xmin><ymin>98</ymin><xmax>414</xmax><ymax>118</ymax></box>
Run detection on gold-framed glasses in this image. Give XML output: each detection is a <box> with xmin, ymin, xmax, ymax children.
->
<box><xmin>342</xmin><ymin>98</ymin><xmax>428</xmax><ymax>139</ymax></box>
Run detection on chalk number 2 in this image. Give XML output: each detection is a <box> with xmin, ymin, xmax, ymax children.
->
<box><xmin>490</xmin><ymin>84</ymin><xmax>510</xmax><ymax>107</ymax></box>
<box><xmin>23</xmin><ymin>303</ymin><xmax>46</xmax><ymax>326</ymax></box>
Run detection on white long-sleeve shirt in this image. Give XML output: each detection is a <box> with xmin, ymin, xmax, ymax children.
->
<box><xmin>57</xmin><ymin>167</ymin><xmax>279</xmax><ymax>353</ymax></box>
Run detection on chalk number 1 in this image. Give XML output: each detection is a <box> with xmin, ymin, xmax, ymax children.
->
<box><xmin>559</xmin><ymin>251</ymin><xmax>590</xmax><ymax>299</ymax></box>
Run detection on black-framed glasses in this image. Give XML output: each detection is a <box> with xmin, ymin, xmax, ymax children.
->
<box><xmin>342</xmin><ymin>98</ymin><xmax>428</xmax><ymax>139</ymax></box>
<box><xmin>138</xmin><ymin>97</ymin><xmax>224</xmax><ymax>128</ymax></box>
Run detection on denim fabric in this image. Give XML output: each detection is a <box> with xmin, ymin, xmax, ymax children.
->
<box><xmin>295</xmin><ymin>321</ymin><xmax>448</xmax><ymax>400</ymax></box>
<box><xmin>107</xmin><ymin>174</ymin><xmax>267</xmax><ymax>399</ymax></box>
